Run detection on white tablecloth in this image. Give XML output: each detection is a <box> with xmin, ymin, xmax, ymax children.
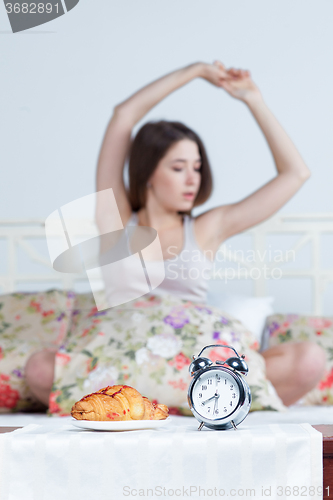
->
<box><xmin>0</xmin><ymin>413</ymin><xmax>323</xmax><ymax>500</ymax></box>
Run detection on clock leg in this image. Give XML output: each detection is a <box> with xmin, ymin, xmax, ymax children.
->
<box><xmin>231</xmin><ymin>420</ymin><xmax>237</xmax><ymax>431</ymax></box>
<box><xmin>198</xmin><ymin>422</ymin><xmax>204</xmax><ymax>431</ymax></box>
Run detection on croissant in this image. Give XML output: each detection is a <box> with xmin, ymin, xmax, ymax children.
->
<box><xmin>71</xmin><ymin>385</ymin><xmax>169</xmax><ymax>421</ymax></box>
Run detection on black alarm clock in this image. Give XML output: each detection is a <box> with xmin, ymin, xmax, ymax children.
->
<box><xmin>187</xmin><ymin>344</ymin><xmax>251</xmax><ymax>431</ymax></box>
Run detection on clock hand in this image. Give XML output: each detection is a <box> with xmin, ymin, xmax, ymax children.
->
<box><xmin>213</xmin><ymin>396</ymin><xmax>218</xmax><ymax>415</ymax></box>
<box><xmin>201</xmin><ymin>394</ymin><xmax>217</xmax><ymax>406</ymax></box>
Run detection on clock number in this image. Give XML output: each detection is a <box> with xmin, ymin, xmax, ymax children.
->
<box><xmin>215</xmin><ymin>409</ymin><xmax>219</xmax><ymax>415</ymax></box>
<box><xmin>198</xmin><ymin>393</ymin><xmax>202</xmax><ymax>398</ymax></box>
<box><xmin>225</xmin><ymin>379</ymin><xmax>227</xmax><ymax>384</ymax></box>
<box><xmin>232</xmin><ymin>393</ymin><xmax>236</xmax><ymax>398</ymax></box>
<box><xmin>230</xmin><ymin>385</ymin><xmax>234</xmax><ymax>390</ymax></box>
<box><xmin>207</xmin><ymin>379</ymin><xmax>213</xmax><ymax>385</ymax></box>
<box><xmin>207</xmin><ymin>407</ymin><xmax>211</xmax><ymax>413</ymax></box>
<box><xmin>224</xmin><ymin>407</ymin><xmax>227</xmax><ymax>412</ymax></box>
<box><xmin>230</xmin><ymin>401</ymin><xmax>233</xmax><ymax>406</ymax></box>
<box><xmin>201</xmin><ymin>385</ymin><xmax>207</xmax><ymax>390</ymax></box>
<box><xmin>216</xmin><ymin>374</ymin><xmax>221</xmax><ymax>381</ymax></box>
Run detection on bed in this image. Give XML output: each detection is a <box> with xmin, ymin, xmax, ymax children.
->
<box><xmin>1</xmin><ymin>214</ymin><xmax>333</xmax><ymax>499</ymax></box>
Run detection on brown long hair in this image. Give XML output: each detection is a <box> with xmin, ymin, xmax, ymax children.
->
<box><xmin>128</xmin><ymin>121</ymin><xmax>213</xmax><ymax>214</ymax></box>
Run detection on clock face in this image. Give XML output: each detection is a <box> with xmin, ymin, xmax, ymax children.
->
<box><xmin>192</xmin><ymin>368</ymin><xmax>240</xmax><ymax>420</ymax></box>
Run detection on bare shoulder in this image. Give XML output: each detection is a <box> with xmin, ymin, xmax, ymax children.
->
<box><xmin>121</xmin><ymin>206</ymin><xmax>134</xmax><ymax>227</ymax></box>
<box><xmin>193</xmin><ymin>205</ymin><xmax>230</xmax><ymax>256</ymax></box>
<box><xmin>95</xmin><ymin>193</ymin><xmax>133</xmax><ymax>234</ymax></box>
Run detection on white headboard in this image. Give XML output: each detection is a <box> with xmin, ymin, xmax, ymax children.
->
<box><xmin>0</xmin><ymin>213</ymin><xmax>332</xmax><ymax>315</ymax></box>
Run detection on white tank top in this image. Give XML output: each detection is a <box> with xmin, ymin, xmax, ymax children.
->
<box><xmin>100</xmin><ymin>212</ymin><xmax>214</xmax><ymax>307</ymax></box>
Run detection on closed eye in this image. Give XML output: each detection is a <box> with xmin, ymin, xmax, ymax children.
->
<box><xmin>172</xmin><ymin>167</ymin><xmax>201</xmax><ymax>173</ymax></box>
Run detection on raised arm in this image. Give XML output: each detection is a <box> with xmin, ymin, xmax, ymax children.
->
<box><xmin>95</xmin><ymin>62</ymin><xmax>229</xmax><ymax>230</ymax></box>
<box><xmin>199</xmin><ymin>63</ymin><xmax>311</xmax><ymax>245</ymax></box>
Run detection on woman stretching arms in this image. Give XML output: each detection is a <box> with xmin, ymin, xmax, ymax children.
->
<box><xmin>25</xmin><ymin>61</ymin><xmax>326</xmax><ymax>408</ymax></box>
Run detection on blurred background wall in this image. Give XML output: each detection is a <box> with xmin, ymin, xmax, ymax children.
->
<box><xmin>1</xmin><ymin>0</ymin><xmax>332</xmax><ymax>312</ymax></box>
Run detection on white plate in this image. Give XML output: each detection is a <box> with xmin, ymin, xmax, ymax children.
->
<box><xmin>71</xmin><ymin>417</ymin><xmax>171</xmax><ymax>432</ymax></box>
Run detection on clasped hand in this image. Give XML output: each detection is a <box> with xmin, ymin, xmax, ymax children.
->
<box><xmin>200</xmin><ymin>60</ymin><xmax>262</xmax><ymax>104</ymax></box>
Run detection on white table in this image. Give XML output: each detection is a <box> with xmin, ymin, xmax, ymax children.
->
<box><xmin>0</xmin><ymin>410</ymin><xmax>324</xmax><ymax>500</ymax></box>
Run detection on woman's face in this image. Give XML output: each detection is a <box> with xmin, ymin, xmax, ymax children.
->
<box><xmin>147</xmin><ymin>139</ymin><xmax>202</xmax><ymax>212</ymax></box>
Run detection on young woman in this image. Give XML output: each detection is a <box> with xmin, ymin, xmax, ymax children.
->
<box><xmin>25</xmin><ymin>61</ymin><xmax>326</xmax><ymax>408</ymax></box>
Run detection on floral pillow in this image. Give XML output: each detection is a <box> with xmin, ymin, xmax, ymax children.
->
<box><xmin>0</xmin><ymin>290</ymin><xmax>75</xmax><ymax>412</ymax></box>
<box><xmin>49</xmin><ymin>293</ymin><xmax>286</xmax><ymax>416</ymax></box>
<box><xmin>266</xmin><ymin>313</ymin><xmax>333</xmax><ymax>405</ymax></box>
